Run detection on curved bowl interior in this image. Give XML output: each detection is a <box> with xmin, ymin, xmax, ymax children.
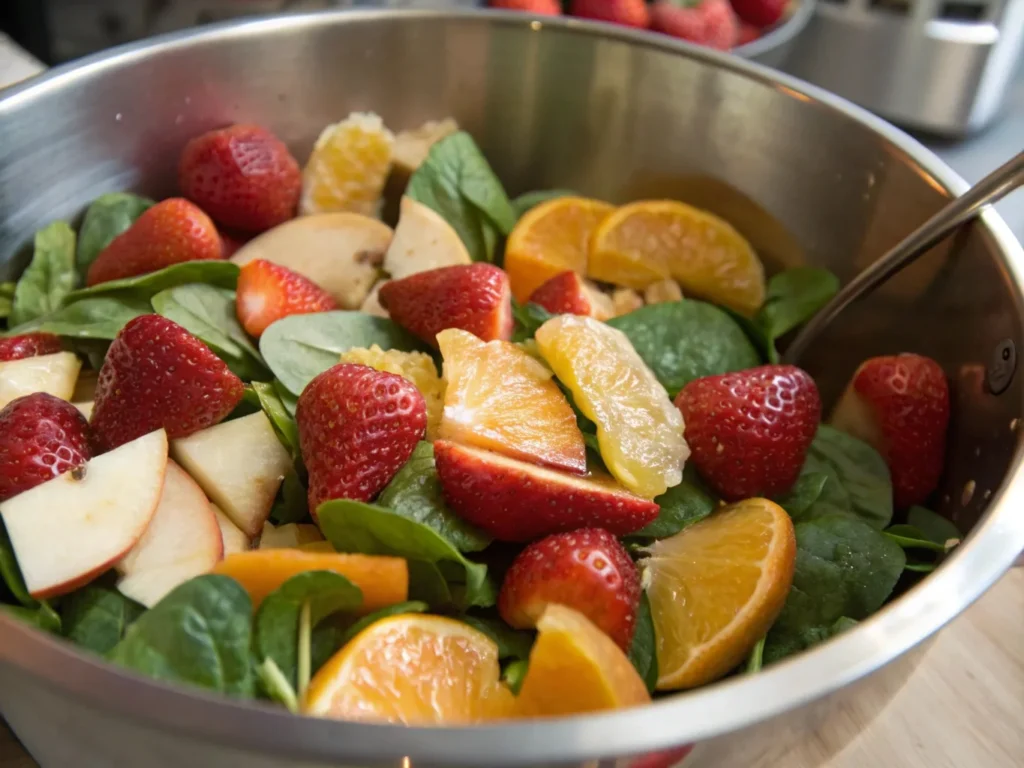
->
<box><xmin>0</xmin><ymin>10</ymin><xmax>1023</xmax><ymax>767</ymax></box>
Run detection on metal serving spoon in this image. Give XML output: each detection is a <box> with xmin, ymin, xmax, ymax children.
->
<box><xmin>784</xmin><ymin>150</ymin><xmax>1024</xmax><ymax>365</ymax></box>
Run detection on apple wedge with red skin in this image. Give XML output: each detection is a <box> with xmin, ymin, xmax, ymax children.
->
<box><xmin>434</xmin><ymin>440</ymin><xmax>658</xmax><ymax>542</ymax></box>
<box><xmin>0</xmin><ymin>429</ymin><xmax>169</xmax><ymax>600</ymax></box>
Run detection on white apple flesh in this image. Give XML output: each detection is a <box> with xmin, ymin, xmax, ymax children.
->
<box><xmin>383</xmin><ymin>197</ymin><xmax>472</xmax><ymax>280</ymax></box>
<box><xmin>213</xmin><ymin>506</ymin><xmax>251</xmax><ymax>557</ymax></box>
<box><xmin>831</xmin><ymin>369</ymin><xmax>885</xmax><ymax>453</ymax></box>
<box><xmin>0</xmin><ymin>351</ymin><xmax>81</xmax><ymax>410</ymax></box>
<box><xmin>259</xmin><ymin>522</ymin><xmax>324</xmax><ymax>550</ymax></box>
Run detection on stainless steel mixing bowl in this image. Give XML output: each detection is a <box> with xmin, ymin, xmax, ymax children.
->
<box><xmin>0</xmin><ymin>10</ymin><xmax>1022</xmax><ymax>768</ymax></box>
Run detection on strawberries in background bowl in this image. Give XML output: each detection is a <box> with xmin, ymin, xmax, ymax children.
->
<box><xmin>572</xmin><ymin>0</ymin><xmax>651</xmax><ymax>28</ymax></box>
<box><xmin>490</xmin><ymin>0</ymin><xmax>562</xmax><ymax>13</ymax></box>
<box><xmin>650</xmin><ymin>0</ymin><xmax>740</xmax><ymax>50</ymax></box>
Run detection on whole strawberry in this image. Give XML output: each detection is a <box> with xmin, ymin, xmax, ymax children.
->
<box><xmin>572</xmin><ymin>0</ymin><xmax>650</xmax><ymax>27</ymax></box>
<box><xmin>490</xmin><ymin>0</ymin><xmax>562</xmax><ymax>13</ymax></box>
<box><xmin>0</xmin><ymin>333</ymin><xmax>62</xmax><ymax>362</ymax></box>
<box><xmin>297</xmin><ymin>363</ymin><xmax>426</xmax><ymax>513</ymax></box>
<box><xmin>730</xmin><ymin>0</ymin><xmax>785</xmax><ymax>28</ymax></box>
<box><xmin>378</xmin><ymin>264</ymin><xmax>513</xmax><ymax>349</ymax></box>
<box><xmin>236</xmin><ymin>259</ymin><xmax>337</xmax><ymax>338</ymax></box>
<box><xmin>675</xmin><ymin>364</ymin><xmax>821</xmax><ymax>500</ymax></box>
<box><xmin>499</xmin><ymin>528</ymin><xmax>641</xmax><ymax>650</ymax></box>
<box><xmin>736</xmin><ymin>21</ymin><xmax>762</xmax><ymax>45</ymax></box>
<box><xmin>90</xmin><ymin>315</ymin><xmax>244</xmax><ymax>451</ymax></box>
<box><xmin>0</xmin><ymin>393</ymin><xmax>93</xmax><ymax>502</ymax></box>
<box><xmin>179</xmin><ymin>124</ymin><xmax>301</xmax><ymax>233</ymax></box>
<box><xmin>650</xmin><ymin>0</ymin><xmax>739</xmax><ymax>50</ymax></box>
<box><xmin>832</xmin><ymin>354</ymin><xmax>949</xmax><ymax>509</ymax></box>
<box><xmin>86</xmin><ymin>198</ymin><xmax>222</xmax><ymax>287</ymax></box>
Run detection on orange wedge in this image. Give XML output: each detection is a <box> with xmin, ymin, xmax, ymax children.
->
<box><xmin>211</xmin><ymin>550</ymin><xmax>408</xmax><ymax>613</ymax></box>
<box><xmin>438</xmin><ymin>328</ymin><xmax>586</xmax><ymax>474</ymax></box>
<box><xmin>641</xmin><ymin>498</ymin><xmax>796</xmax><ymax>690</ymax></box>
<box><xmin>303</xmin><ymin>615</ymin><xmax>515</xmax><ymax>724</ymax></box>
<box><xmin>516</xmin><ymin>604</ymin><xmax>650</xmax><ymax>717</ymax></box>
<box><xmin>588</xmin><ymin>200</ymin><xmax>765</xmax><ymax>316</ymax></box>
<box><xmin>505</xmin><ymin>196</ymin><xmax>614</xmax><ymax>301</ymax></box>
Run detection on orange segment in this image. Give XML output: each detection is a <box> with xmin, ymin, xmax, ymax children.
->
<box><xmin>641</xmin><ymin>498</ymin><xmax>796</xmax><ymax>690</ymax></box>
<box><xmin>438</xmin><ymin>328</ymin><xmax>586</xmax><ymax>474</ymax></box>
<box><xmin>300</xmin><ymin>112</ymin><xmax>394</xmax><ymax>217</ymax></box>
<box><xmin>505</xmin><ymin>197</ymin><xmax>614</xmax><ymax>301</ymax></box>
<box><xmin>588</xmin><ymin>200</ymin><xmax>766</xmax><ymax>316</ymax></box>
<box><xmin>303</xmin><ymin>615</ymin><xmax>515</xmax><ymax>724</ymax></box>
<box><xmin>516</xmin><ymin>604</ymin><xmax>650</xmax><ymax>717</ymax></box>
<box><xmin>211</xmin><ymin>550</ymin><xmax>408</xmax><ymax>613</ymax></box>
<box><xmin>534</xmin><ymin>315</ymin><xmax>689</xmax><ymax>498</ymax></box>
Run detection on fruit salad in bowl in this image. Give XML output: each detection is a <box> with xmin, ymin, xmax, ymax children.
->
<box><xmin>0</xmin><ymin>111</ymin><xmax>957</xmax><ymax>727</ymax></box>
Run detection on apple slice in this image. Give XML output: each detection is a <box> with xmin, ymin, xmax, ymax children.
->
<box><xmin>214</xmin><ymin>505</ymin><xmax>251</xmax><ymax>557</ymax></box>
<box><xmin>74</xmin><ymin>401</ymin><xmax>94</xmax><ymax>420</ymax></box>
<box><xmin>383</xmin><ymin>197</ymin><xmax>472</xmax><ymax>280</ymax></box>
<box><xmin>116</xmin><ymin>461</ymin><xmax>224</xmax><ymax>608</ymax></box>
<box><xmin>0</xmin><ymin>351</ymin><xmax>81</xmax><ymax>410</ymax></box>
<box><xmin>171</xmin><ymin>411</ymin><xmax>292</xmax><ymax>537</ymax></box>
<box><xmin>259</xmin><ymin>522</ymin><xmax>325</xmax><ymax>550</ymax></box>
<box><xmin>433</xmin><ymin>440</ymin><xmax>659</xmax><ymax>542</ymax></box>
<box><xmin>230</xmin><ymin>213</ymin><xmax>393</xmax><ymax>309</ymax></box>
<box><xmin>360</xmin><ymin>280</ymin><xmax>389</xmax><ymax>318</ymax></box>
<box><xmin>0</xmin><ymin>429</ymin><xmax>168</xmax><ymax>599</ymax></box>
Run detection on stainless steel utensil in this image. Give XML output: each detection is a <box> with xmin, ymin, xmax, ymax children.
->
<box><xmin>1</xmin><ymin>11</ymin><xmax>1023</xmax><ymax>768</ymax></box>
<box><xmin>785</xmin><ymin>150</ymin><xmax>1024</xmax><ymax>364</ymax></box>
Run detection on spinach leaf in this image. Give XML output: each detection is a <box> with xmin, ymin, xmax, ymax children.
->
<box><xmin>755</xmin><ymin>267</ymin><xmax>839</xmax><ymax>344</ymax></box>
<box><xmin>6</xmin><ymin>295</ymin><xmax>151</xmax><ymax>339</ymax></box>
<box><xmin>274</xmin><ymin>379</ymin><xmax>298</xmax><ymax>417</ymax></box>
<box><xmin>627</xmin><ymin>468</ymin><xmax>717</xmax><ymax>540</ymax></box>
<box><xmin>512</xmin><ymin>189</ymin><xmax>577</xmax><ymax>219</ymax></box>
<box><xmin>0</xmin><ymin>282</ymin><xmax>15</xmax><ymax>320</ymax></box>
<box><xmin>76</xmin><ymin>193</ymin><xmax>154</xmax><ymax>275</ymax></box>
<box><xmin>61</xmin><ymin>583</ymin><xmax>145</xmax><ymax>655</ymax></box>
<box><xmin>459</xmin><ymin>614</ymin><xmax>534</xmax><ymax>660</ymax></box>
<box><xmin>1</xmin><ymin>603</ymin><xmax>62</xmax><ymax>633</ymax></box>
<box><xmin>378</xmin><ymin>442</ymin><xmax>492</xmax><ymax>553</ymax></box>
<box><xmin>607</xmin><ymin>301</ymin><xmax>760</xmax><ymax>396</ymax></box>
<box><xmin>773</xmin><ymin>471</ymin><xmax>829</xmax><ymax>520</ymax></box>
<box><xmin>882</xmin><ymin>525</ymin><xmax>947</xmax><ymax>553</ymax></box>
<box><xmin>334</xmin><ymin>600</ymin><xmax>429</xmax><ymax>649</ymax></box>
<box><xmin>721</xmin><ymin>306</ymin><xmax>776</xmax><ymax>363</ymax></box>
<box><xmin>764</xmin><ymin>616</ymin><xmax>856</xmax><ymax>665</ymax></box>
<box><xmin>805</xmin><ymin>426</ymin><xmax>892</xmax><ymax>529</ymax></box>
<box><xmin>151</xmin><ymin>284</ymin><xmax>268</xmax><ymax>381</ymax></box>
<box><xmin>253</xmin><ymin>571</ymin><xmax>363</xmax><ymax>688</ymax></box>
<box><xmin>511</xmin><ymin>300</ymin><xmax>555</xmax><ymax>343</ymax></box>
<box><xmin>10</xmin><ymin>222</ymin><xmax>77</xmax><ymax>327</ymax></box>
<box><xmin>256</xmin><ymin>657</ymin><xmax>299</xmax><ymax>713</ymax></box>
<box><xmin>0</xmin><ymin>521</ymin><xmax>59</xmax><ymax>632</ymax></box>
<box><xmin>249</xmin><ymin>381</ymin><xmax>300</xmax><ymax>455</ymax></box>
<box><xmin>268</xmin><ymin>469</ymin><xmax>309</xmax><ymax>526</ymax></box>
<box><xmin>628</xmin><ymin>592</ymin><xmax>659</xmax><ymax>693</ymax></box>
<box><xmin>406</xmin><ymin>132</ymin><xmax>516</xmax><ymax>263</ymax></box>
<box><xmin>109</xmin><ymin>575</ymin><xmax>255</xmax><ymax>697</ymax></box>
<box><xmin>745</xmin><ymin>636</ymin><xmax>766</xmax><ymax>674</ymax></box>
<box><xmin>502</xmin><ymin>659</ymin><xmax>529</xmax><ymax>694</ymax></box>
<box><xmin>317</xmin><ymin>499</ymin><xmax>496</xmax><ymax>610</ymax></box>
<box><xmin>61</xmin><ymin>261</ymin><xmax>239</xmax><ymax>305</ymax></box>
<box><xmin>260</xmin><ymin>311</ymin><xmax>426</xmax><ymax>396</ymax></box>
<box><xmin>407</xmin><ymin>559</ymin><xmax>456</xmax><ymax>606</ymax></box>
<box><xmin>908</xmin><ymin>506</ymin><xmax>961</xmax><ymax>547</ymax></box>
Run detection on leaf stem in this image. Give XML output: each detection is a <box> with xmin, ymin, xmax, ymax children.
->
<box><xmin>745</xmin><ymin>636</ymin><xmax>766</xmax><ymax>674</ymax></box>
<box><xmin>297</xmin><ymin>600</ymin><xmax>312</xmax><ymax>701</ymax></box>
<box><xmin>257</xmin><ymin>658</ymin><xmax>299</xmax><ymax>714</ymax></box>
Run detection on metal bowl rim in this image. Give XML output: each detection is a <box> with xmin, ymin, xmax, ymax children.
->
<box><xmin>1</xmin><ymin>9</ymin><xmax>1022</xmax><ymax>765</ymax></box>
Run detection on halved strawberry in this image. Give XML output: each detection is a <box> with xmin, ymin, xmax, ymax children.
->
<box><xmin>86</xmin><ymin>198</ymin><xmax>222</xmax><ymax>286</ymax></box>
<box><xmin>0</xmin><ymin>333</ymin><xmax>62</xmax><ymax>362</ymax></box>
<box><xmin>236</xmin><ymin>258</ymin><xmax>337</xmax><ymax>338</ymax></box>
<box><xmin>90</xmin><ymin>315</ymin><xmax>244</xmax><ymax>451</ymax></box>
<box><xmin>433</xmin><ymin>440</ymin><xmax>658</xmax><ymax>541</ymax></box>
<box><xmin>527</xmin><ymin>271</ymin><xmax>609</xmax><ymax>318</ymax></box>
<box><xmin>378</xmin><ymin>264</ymin><xmax>513</xmax><ymax>348</ymax></box>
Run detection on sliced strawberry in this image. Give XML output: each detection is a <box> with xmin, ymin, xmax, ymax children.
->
<box><xmin>0</xmin><ymin>333</ymin><xmax>62</xmax><ymax>362</ymax></box>
<box><xmin>0</xmin><ymin>393</ymin><xmax>93</xmax><ymax>502</ymax></box>
<box><xmin>236</xmin><ymin>259</ymin><xmax>337</xmax><ymax>338</ymax></box>
<box><xmin>528</xmin><ymin>271</ymin><xmax>598</xmax><ymax>317</ymax></box>
<box><xmin>297</xmin><ymin>363</ymin><xmax>426</xmax><ymax>513</ymax></box>
<box><xmin>90</xmin><ymin>315</ymin><xmax>244</xmax><ymax>451</ymax></box>
<box><xmin>433</xmin><ymin>440</ymin><xmax>658</xmax><ymax>542</ymax></box>
<box><xmin>499</xmin><ymin>528</ymin><xmax>641</xmax><ymax>650</ymax></box>
<box><xmin>179</xmin><ymin>124</ymin><xmax>301</xmax><ymax>234</ymax></box>
<box><xmin>378</xmin><ymin>264</ymin><xmax>513</xmax><ymax>348</ymax></box>
<box><xmin>85</xmin><ymin>198</ymin><xmax>222</xmax><ymax>287</ymax></box>
<box><xmin>675</xmin><ymin>364</ymin><xmax>821</xmax><ymax>501</ymax></box>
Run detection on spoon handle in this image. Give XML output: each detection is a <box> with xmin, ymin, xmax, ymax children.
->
<box><xmin>784</xmin><ymin>151</ymin><xmax>1024</xmax><ymax>365</ymax></box>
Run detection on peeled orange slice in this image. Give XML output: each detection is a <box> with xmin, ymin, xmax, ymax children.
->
<box><xmin>505</xmin><ymin>196</ymin><xmax>614</xmax><ymax>302</ymax></box>
<box><xmin>588</xmin><ymin>200</ymin><xmax>765</xmax><ymax>316</ymax></box>
<box><xmin>516</xmin><ymin>604</ymin><xmax>650</xmax><ymax>717</ymax></box>
<box><xmin>534</xmin><ymin>315</ymin><xmax>688</xmax><ymax>498</ymax></box>
<box><xmin>303</xmin><ymin>614</ymin><xmax>515</xmax><ymax>724</ymax></box>
<box><xmin>438</xmin><ymin>328</ymin><xmax>586</xmax><ymax>474</ymax></box>
<box><xmin>641</xmin><ymin>498</ymin><xmax>796</xmax><ymax>690</ymax></box>
<box><xmin>300</xmin><ymin>112</ymin><xmax>394</xmax><ymax>217</ymax></box>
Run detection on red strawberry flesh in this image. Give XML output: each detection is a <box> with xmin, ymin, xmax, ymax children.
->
<box><xmin>571</xmin><ymin>0</ymin><xmax>651</xmax><ymax>27</ymax></box>
<box><xmin>528</xmin><ymin>271</ymin><xmax>594</xmax><ymax>317</ymax></box>
<box><xmin>0</xmin><ymin>333</ymin><xmax>62</xmax><ymax>362</ymax></box>
<box><xmin>236</xmin><ymin>258</ymin><xmax>337</xmax><ymax>338</ymax></box>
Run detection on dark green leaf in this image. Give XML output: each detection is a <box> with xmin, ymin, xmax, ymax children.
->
<box><xmin>407</xmin><ymin>559</ymin><xmax>455</xmax><ymax>606</ymax></box>
<box><xmin>253</xmin><ymin>571</ymin><xmax>363</xmax><ymax>688</ymax></box>
<box><xmin>907</xmin><ymin>506</ymin><xmax>961</xmax><ymax>547</ymax></box>
<box><xmin>268</xmin><ymin>469</ymin><xmax>310</xmax><ymax>526</ymax></box>
<box><xmin>0</xmin><ymin>282</ymin><xmax>16</xmax><ymax>320</ymax></box>
<box><xmin>607</xmin><ymin>301</ymin><xmax>760</xmax><ymax>396</ymax></box>
<box><xmin>721</xmin><ymin>306</ymin><xmax>776</xmax><ymax>363</ymax></box>
<box><xmin>6</xmin><ymin>295</ymin><xmax>151</xmax><ymax>339</ymax></box>
<box><xmin>10</xmin><ymin>222</ymin><xmax>77</xmax><ymax>327</ymax></box>
<box><xmin>904</xmin><ymin>562</ymin><xmax>937</xmax><ymax>573</ymax></box>
<box><xmin>460</xmin><ymin>614</ymin><xmax>534</xmax><ymax>660</ymax></box>
<box><xmin>1</xmin><ymin>603</ymin><xmax>62</xmax><ymax>633</ymax></box>
<box><xmin>755</xmin><ymin>267</ymin><xmax>840</xmax><ymax>343</ymax></box>
<box><xmin>317</xmin><ymin>499</ymin><xmax>496</xmax><ymax>610</ymax></box>
<box><xmin>805</xmin><ymin>426</ymin><xmax>892</xmax><ymax>529</ymax></box>
<box><xmin>512</xmin><ymin>189</ymin><xmax>577</xmax><ymax>219</ymax></box>
<box><xmin>274</xmin><ymin>379</ymin><xmax>298</xmax><ymax>417</ymax></box>
<box><xmin>764</xmin><ymin>616</ymin><xmax>856</xmax><ymax>665</ymax></box>
<box><xmin>250</xmin><ymin>381</ymin><xmax>300</xmax><ymax>455</ymax></box>
<box><xmin>882</xmin><ymin>525</ymin><xmax>947</xmax><ymax>553</ymax></box>
<box><xmin>628</xmin><ymin>592</ymin><xmax>658</xmax><ymax>692</ymax></box>
<box><xmin>333</xmin><ymin>600</ymin><xmax>430</xmax><ymax>649</ymax></box>
<box><xmin>502</xmin><ymin>659</ymin><xmax>529</xmax><ymax>694</ymax></box>
<box><xmin>378</xmin><ymin>442</ymin><xmax>492</xmax><ymax>553</ymax></box>
<box><xmin>745</xmin><ymin>636</ymin><xmax>765</xmax><ymax>674</ymax></box>
<box><xmin>627</xmin><ymin>468</ymin><xmax>717</xmax><ymax>539</ymax></box>
<box><xmin>76</xmin><ymin>193</ymin><xmax>154</xmax><ymax>276</ymax></box>
<box><xmin>61</xmin><ymin>261</ymin><xmax>239</xmax><ymax>305</ymax></box>
<box><xmin>109</xmin><ymin>575</ymin><xmax>255</xmax><ymax>697</ymax></box>
<box><xmin>511</xmin><ymin>300</ymin><xmax>555</xmax><ymax>343</ymax></box>
<box><xmin>773</xmin><ymin>472</ymin><xmax>829</xmax><ymax>521</ymax></box>
<box><xmin>406</xmin><ymin>132</ymin><xmax>516</xmax><ymax>262</ymax></box>
<box><xmin>61</xmin><ymin>584</ymin><xmax>145</xmax><ymax>655</ymax></box>
<box><xmin>260</xmin><ymin>311</ymin><xmax>427</xmax><ymax>396</ymax></box>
